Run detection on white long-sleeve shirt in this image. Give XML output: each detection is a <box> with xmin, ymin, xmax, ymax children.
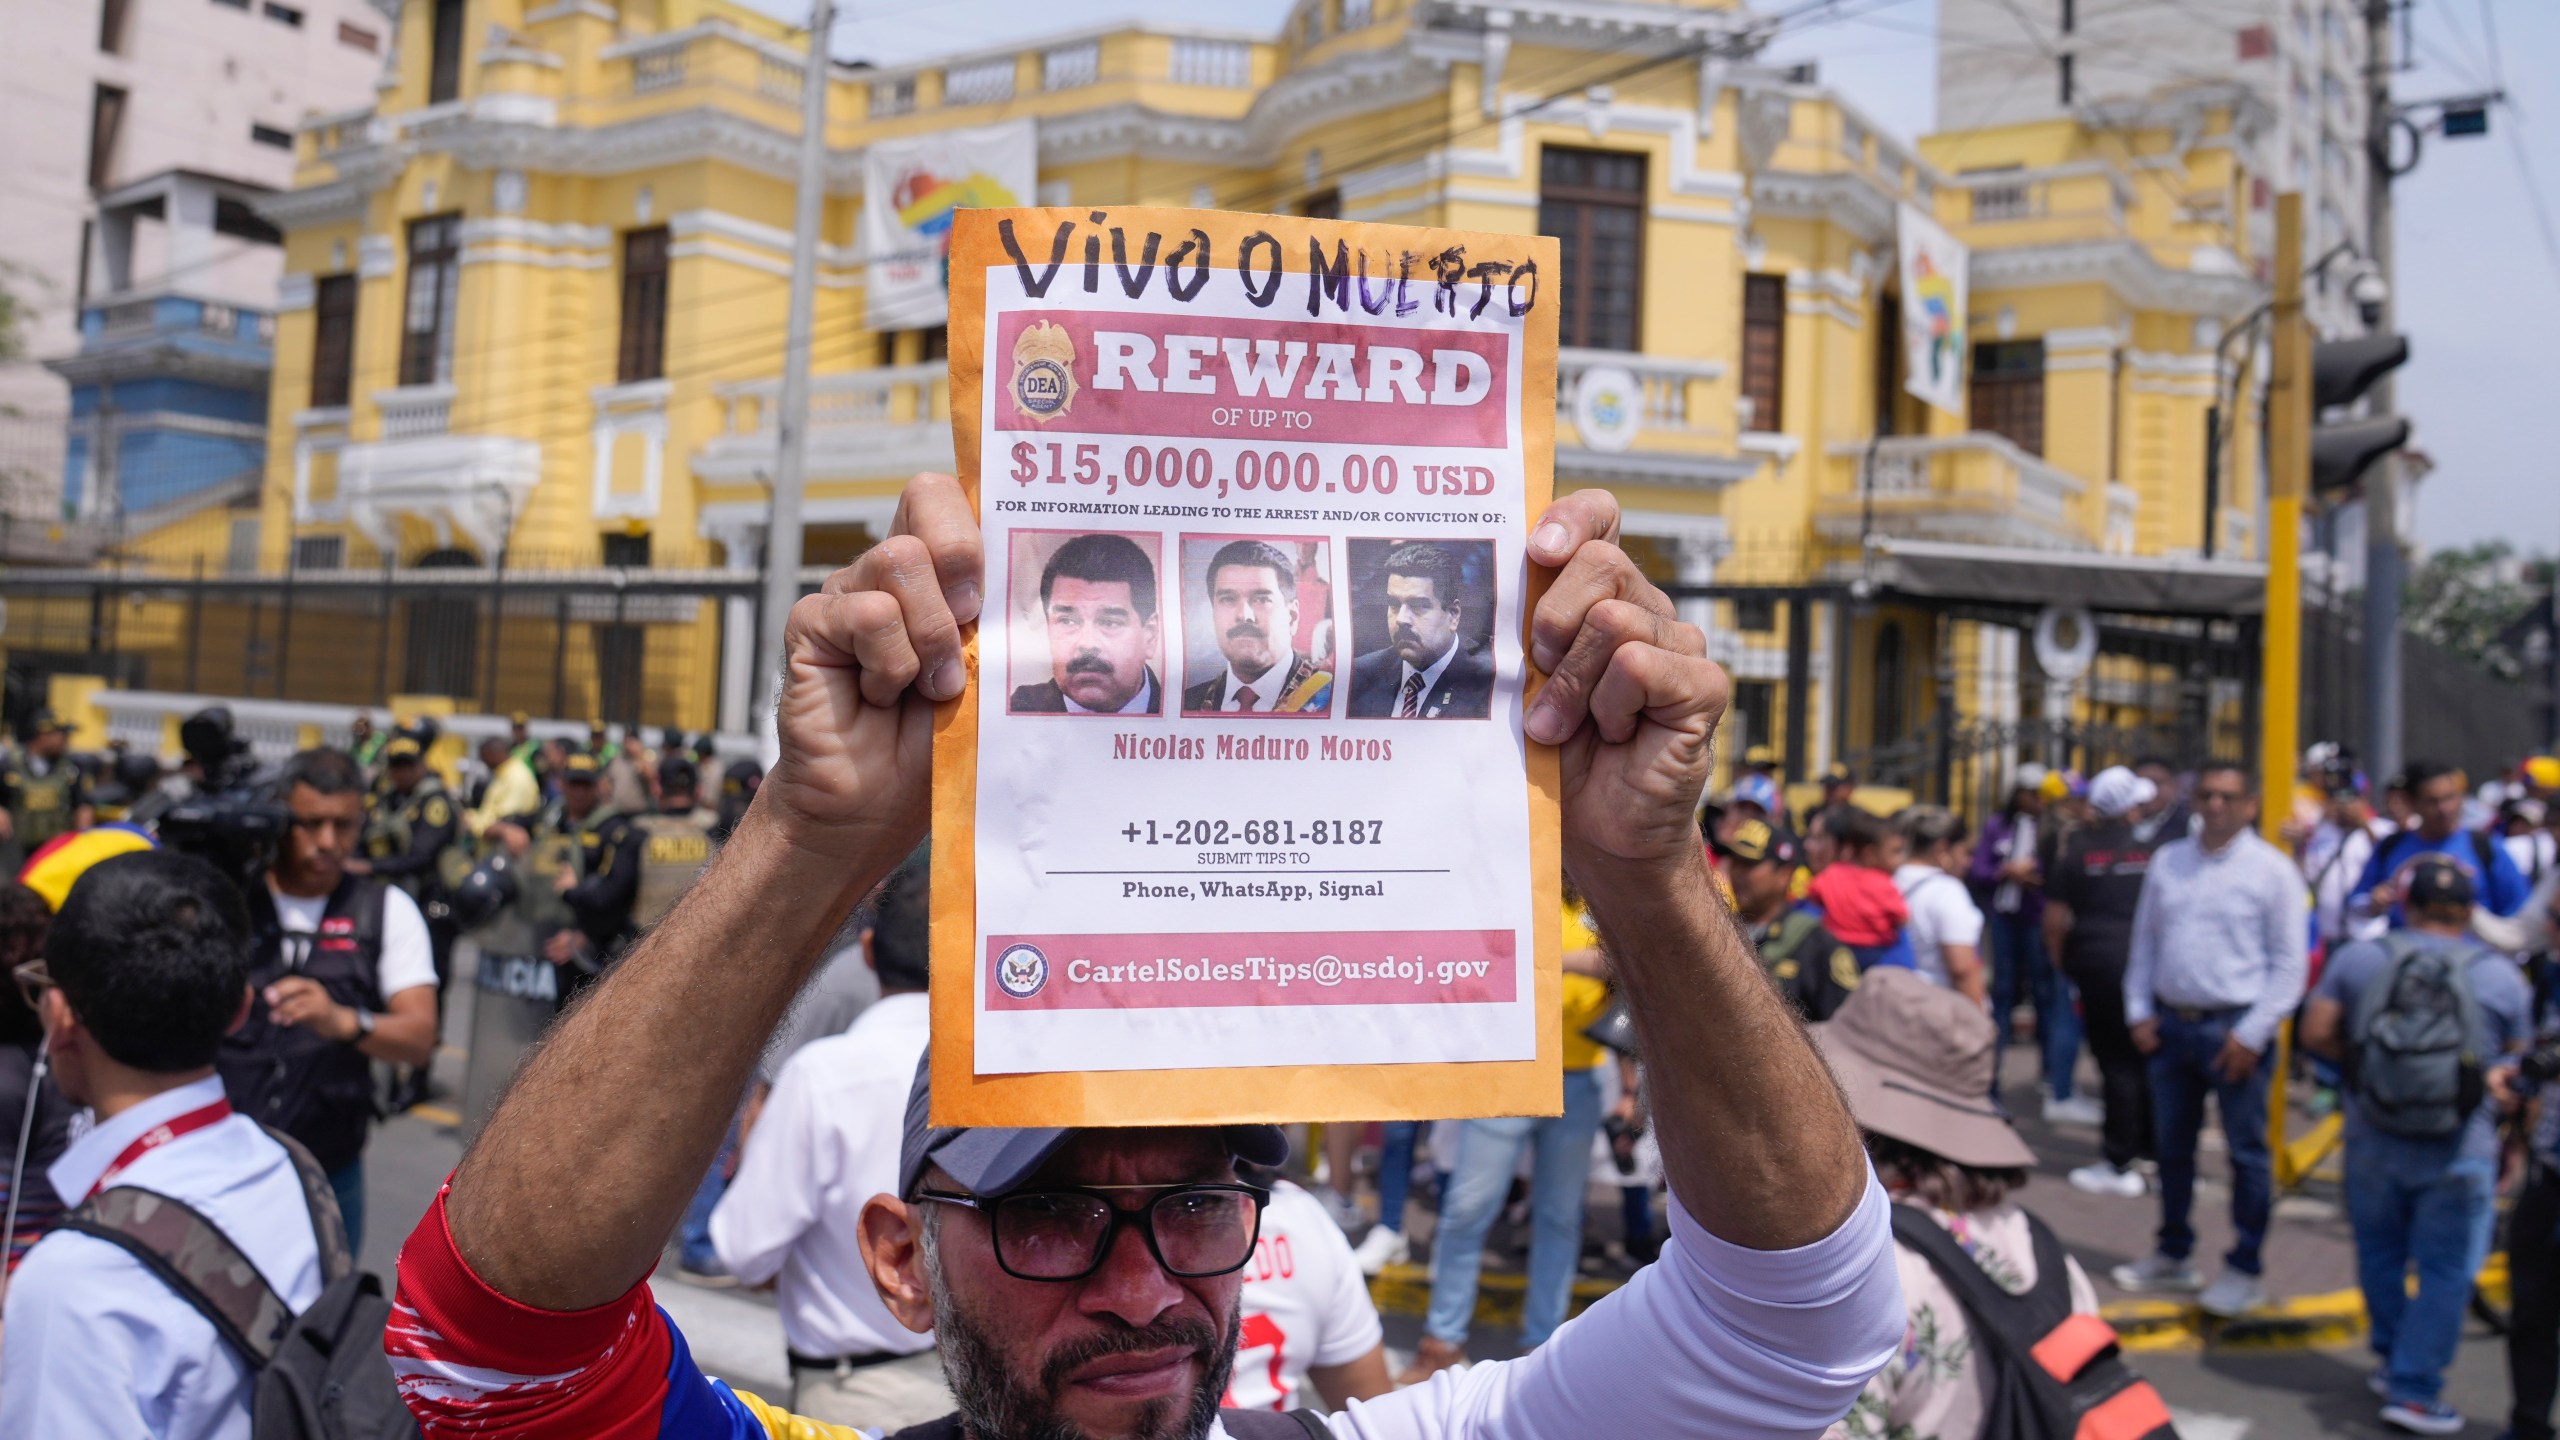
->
<box><xmin>709</xmin><ymin>990</ymin><xmax>935</xmax><ymax>1360</ymax></box>
<box><xmin>2124</xmin><ymin>829</ymin><xmax>2310</xmax><ymax>1052</ymax></box>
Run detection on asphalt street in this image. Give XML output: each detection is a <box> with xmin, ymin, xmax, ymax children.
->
<box><xmin>355</xmin><ymin>971</ymin><xmax>2536</xmax><ymax>1437</ymax></box>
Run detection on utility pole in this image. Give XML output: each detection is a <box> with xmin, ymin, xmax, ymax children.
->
<box><xmin>753</xmin><ymin>0</ymin><xmax>835</xmax><ymax>755</ymax></box>
<box><xmin>2361</xmin><ymin>0</ymin><xmax>2402</xmax><ymax>784</ymax></box>
<box><xmin>2262</xmin><ymin>195</ymin><xmax>2308</xmax><ymax>839</ymax></box>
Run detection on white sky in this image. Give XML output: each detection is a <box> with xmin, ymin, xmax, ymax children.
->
<box><xmin>765</xmin><ymin>0</ymin><xmax>2560</xmax><ymax>554</ymax></box>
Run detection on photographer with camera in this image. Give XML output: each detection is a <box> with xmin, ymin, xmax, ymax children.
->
<box><xmin>216</xmin><ymin>747</ymin><xmax>437</xmax><ymax>1253</ymax></box>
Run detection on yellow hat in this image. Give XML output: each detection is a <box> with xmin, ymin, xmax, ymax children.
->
<box><xmin>2040</xmin><ymin>770</ymin><xmax>2073</xmax><ymax>802</ymax></box>
<box><xmin>383</xmin><ymin>736</ymin><xmax>424</xmax><ymax>762</ymax></box>
<box><xmin>561</xmin><ymin>752</ymin><xmax>602</xmax><ymax>779</ymax></box>
<box><xmin>2527</xmin><ymin>756</ymin><xmax>2560</xmax><ymax>791</ymax></box>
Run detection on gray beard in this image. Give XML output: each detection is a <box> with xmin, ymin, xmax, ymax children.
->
<box><xmin>925</xmin><ymin>1235</ymin><xmax>1240</xmax><ymax>1440</ymax></box>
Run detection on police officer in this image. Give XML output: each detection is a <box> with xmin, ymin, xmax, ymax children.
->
<box><xmin>492</xmin><ymin>752</ymin><xmax>642</xmax><ymax>1010</ymax></box>
<box><xmin>218</xmin><ymin>747</ymin><xmax>439</xmax><ymax>1251</ymax></box>
<box><xmin>713</xmin><ymin>758</ymin><xmax>762</xmax><ymax>844</ymax></box>
<box><xmin>352</xmin><ymin>735</ymin><xmax>463</xmax><ymax>992</ymax></box>
<box><xmin>631</xmin><ymin>755</ymin><xmax>717</xmax><ymax>932</ymax></box>
<box><xmin>0</xmin><ymin>710</ymin><xmax>93</xmax><ymax>869</ymax></box>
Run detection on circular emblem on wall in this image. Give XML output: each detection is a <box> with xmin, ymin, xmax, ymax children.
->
<box><xmin>994</xmin><ymin>942</ymin><xmax>1050</xmax><ymax>1000</ymax></box>
<box><xmin>2033</xmin><ymin>605</ymin><xmax>2099</xmax><ymax>682</ymax></box>
<box><xmin>1572</xmin><ymin>364</ymin><xmax>1643</xmax><ymax>454</ymax></box>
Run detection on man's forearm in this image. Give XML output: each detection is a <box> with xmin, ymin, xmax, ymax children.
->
<box><xmin>446</xmin><ymin>804</ymin><xmax>896</xmax><ymax>1309</ymax></box>
<box><xmin>1576</xmin><ymin>843</ymin><xmax>1866</xmax><ymax>1251</ymax></box>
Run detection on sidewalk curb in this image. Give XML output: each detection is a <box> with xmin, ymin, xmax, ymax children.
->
<box><xmin>1367</xmin><ymin>1262</ymin><xmax>1619</xmax><ymax>1331</ymax></box>
<box><xmin>2108</xmin><ymin>1251</ymin><xmax>2509</xmax><ymax>1353</ymax></box>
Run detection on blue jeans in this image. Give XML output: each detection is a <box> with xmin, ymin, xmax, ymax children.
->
<box><xmin>2344</xmin><ymin>1137</ymin><xmax>2495</xmax><ymax>1406</ymax></box>
<box><xmin>1376</xmin><ymin>1120</ymin><xmax>1423</xmax><ymax>1233</ymax></box>
<box><xmin>680</xmin><ymin>1114</ymin><xmax>741</xmax><ymax>1272</ymax></box>
<box><xmin>1425</xmin><ymin>1067</ymin><xmax>1604</xmax><ymax>1349</ymax></box>
<box><xmin>1989</xmin><ymin>912</ymin><xmax>2079</xmax><ymax>1099</ymax></box>
<box><xmin>2148</xmin><ymin>1007</ymin><xmax>2273</xmax><ymax>1275</ymax></box>
<box><xmin>327</xmin><ymin>1160</ymin><xmax>366</xmax><ymax>1258</ymax></box>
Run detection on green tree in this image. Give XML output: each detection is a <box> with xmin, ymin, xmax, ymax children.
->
<box><xmin>2403</xmin><ymin>540</ymin><xmax>2542</xmax><ymax>681</ymax></box>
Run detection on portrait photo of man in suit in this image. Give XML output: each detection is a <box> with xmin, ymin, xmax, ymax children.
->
<box><xmin>1180</xmin><ymin>537</ymin><xmax>1334</xmax><ymax>717</ymax></box>
<box><xmin>1006</xmin><ymin>531</ymin><xmax>1166</xmax><ymax>716</ymax></box>
<box><xmin>1348</xmin><ymin>540</ymin><xmax>1496</xmax><ymax>720</ymax></box>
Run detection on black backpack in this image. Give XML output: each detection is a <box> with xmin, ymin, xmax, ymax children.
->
<box><xmin>1889</xmin><ymin>1205</ymin><xmax>2177</xmax><ymax>1440</ymax></box>
<box><xmin>890</xmin><ymin>1407</ymin><xmax>1332</xmax><ymax>1439</ymax></box>
<box><xmin>2345</xmin><ymin>932</ymin><xmax>2488</xmax><ymax>1139</ymax></box>
<box><xmin>56</xmin><ymin>1127</ymin><xmax>421</xmax><ymax>1440</ymax></box>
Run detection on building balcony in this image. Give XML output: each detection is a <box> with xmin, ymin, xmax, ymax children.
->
<box><xmin>695</xmin><ymin>362</ymin><xmax>955</xmax><ymax>486</ymax></box>
<box><xmin>1816</xmin><ymin>435</ymin><xmax>2094</xmax><ymax>550</ymax></box>
<box><xmin>1554</xmin><ymin>348</ymin><xmax>1759</xmax><ymax>490</ymax></box>
<box><xmin>1942</xmin><ymin>161</ymin><xmax>2135</xmax><ymax>247</ymax></box>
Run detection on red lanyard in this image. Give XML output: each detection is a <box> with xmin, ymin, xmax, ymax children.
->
<box><xmin>87</xmin><ymin>1098</ymin><xmax>233</xmax><ymax>1200</ymax></box>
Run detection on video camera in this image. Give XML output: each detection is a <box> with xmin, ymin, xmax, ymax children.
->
<box><xmin>2522</xmin><ymin>1037</ymin><xmax>2560</xmax><ymax>1087</ymax></box>
<box><xmin>146</xmin><ymin>706</ymin><xmax>288</xmax><ymax>888</ymax></box>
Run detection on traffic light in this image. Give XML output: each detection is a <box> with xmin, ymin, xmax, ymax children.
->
<box><xmin>2310</xmin><ymin>332</ymin><xmax>2411</xmax><ymax>494</ymax></box>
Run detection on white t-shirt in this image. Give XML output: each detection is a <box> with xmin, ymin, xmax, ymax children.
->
<box><xmin>1892</xmin><ymin>864</ymin><xmax>1984</xmax><ymax>989</ymax></box>
<box><xmin>268</xmin><ymin>880</ymin><xmax>438</xmax><ymax>998</ymax></box>
<box><xmin>1224</xmin><ymin>1180</ymin><xmax>1385</xmax><ymax>1412</ymax></box>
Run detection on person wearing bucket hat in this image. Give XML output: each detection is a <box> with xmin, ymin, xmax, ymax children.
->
<box><xmin>1809</xmin><ymin>969</ymin><xmax>2170</xmax><ymax>1440</ymax></box>
<box><xmin>385</xmin><ymin>473</ymin><xmax>1901</xmax><ymax>1440</ymax></box>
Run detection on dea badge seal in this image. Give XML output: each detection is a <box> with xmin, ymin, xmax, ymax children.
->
<box><xmin>1011</xmin><ymin>321</ymin><xmax>1077</xmax><ymax>424</ymax></box>
<box><xmin>994</xmin><ymin>942</ymin><xmax>1050</xmax><ymax>999</ymax></box>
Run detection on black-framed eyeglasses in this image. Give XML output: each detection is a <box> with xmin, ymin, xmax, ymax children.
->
<box><xmin>914</xmin><ymin>1182</ymin><xmax>1270</xmax><ymax>1282</ymax></box>
<box><xmin>13</xmin><ymin>960</ymin><xmax>53</xmax><ymax>1015</ymax></box>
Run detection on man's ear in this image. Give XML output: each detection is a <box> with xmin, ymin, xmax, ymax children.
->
<box><xmin>857</xmin><ymin>1194</ymin><xmax>937</xmax><ymax>1334</ymax></box>
<box><xmin>228</xmin><ymin>982</ymin><xmax>255</xmax><ymax>1036</ymax></box>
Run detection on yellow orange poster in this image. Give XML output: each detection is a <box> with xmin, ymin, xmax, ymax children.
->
<box><xmin>932</xmin><ymin>206</ymin><xmax>1560</xmax><ymax>1127</ymax></box>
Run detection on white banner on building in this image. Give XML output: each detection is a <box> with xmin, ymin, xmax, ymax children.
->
<box><xmin>862</xmin><ymin>119</ymin><xmax>1038</xmax><ymax>329</ymax></box>
<box><xmin>1896</xmin><ymin>202</ymin><xmax>1969</xmax><ymax>416</ymax></box>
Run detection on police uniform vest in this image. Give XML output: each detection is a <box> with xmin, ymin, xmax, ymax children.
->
<box><xmin>364</xmin><ymin>777</ymin><xmax>460</xmax><ymax>898</ymax></box>
<box><xmin>631</xmin><ymin>809</ymin><xmax>715</xmax><ymax>929</ymax></box>
<box><xmin>10</xmin><ymin>760</ymin><xmax>75</xmax><ymax>850</ymax></box>
<box><xmin>218</xmin><ymin>876</ymin><xmax>389</xmax><ymax>1175</ymax></box>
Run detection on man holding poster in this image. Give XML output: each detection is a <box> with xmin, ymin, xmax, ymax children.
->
<box><xmin>387</xmin><ymin>466</ymin><xmax>1899</xmax><ymax>1440</ymax></box>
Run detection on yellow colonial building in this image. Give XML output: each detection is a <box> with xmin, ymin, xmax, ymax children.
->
<box><xmin>27</xmin><ymin>0</ymin><xmax>2277</xmax><ymax>799</ymax></box>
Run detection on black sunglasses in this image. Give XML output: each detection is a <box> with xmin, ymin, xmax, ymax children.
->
<box><xmin>914</xmin><ymin>1181</ymin><xmax>1270</xmax><ymax>1283</ymax></box>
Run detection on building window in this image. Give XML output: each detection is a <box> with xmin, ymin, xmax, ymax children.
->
<box><xmin>602</xmin><ymin>533</ymin><xmax>652</xmax><ymax>568</ymax></box>
<box><xmin>1538</xmin><ymin>147</ymin><xmax>1644</xmax><ymax>351</ymax></box>
<box><xmin>1732</xmin><ymin>595</ymin><xmax>1778</xmax><ymax>632</ymax></box>
<box><xmin>1341</xmin><ymin>0</ymin><xmax>1371</xmax><ymax>26</ymax></box>
<box><xmin>1871</xmin><ymin>622</ymin><xmax>1906</xmax><ymax>747</ymax></box>
<box><xmin>338</xmin><ymin>20</ymin><xmax>378</xmax><ymax>51</ymax></box>
<box><xmin>1731</xmin><ymin>680</ymin><xmax>1776</xmax><ymax>757</ymax></box>
<box><xmin>1300</xmin><ymin>189</ymin><xmax>1341</xmax><ymax>220</ymax></box>
<box><xmin>428</xmin><ymin>0</ymin><xmax>466</xmax><ymax>105</ymax></box>
<box><xmin>399</xmin><ymin>214</ymin><xmax>462</xmax><ymax>387</ymax></box>
<box><xmin>251</xmin><ymin>123</ymin><xmax>294</xmax><ymax>149</ymax></box>
<box><xmin>2059</xmin><ymin>52</ymin><xmax>2075</xmax><ymax>106</ymax></box>
<box><xmin>595</xmin><ymin>626</ymin><xmax>645</xmax><ymax>726</ymax></box>
<box><xmin>945</xmin><ymin>58</ymin><xmax>1015</xmax><ymax>106</ymax></box>
<box><xmin>100</xmin><ymin>0</ymin><xmax>132</xmax><ymax>53</ymax></box>
<box><xmin>1873</xmin><ymin>288</ymin><xmax>1901</xmax><ymax>437</ymax></box>
<box><xmin>309</xmin><ymin>274</ymin><xmax>358</xmax><ymax>408</ymax></box>
<box><xmin>293</xmin><ymin>535</ymin><xmax>345</xmax><ymax>571</ymax></box>
<box><xmin>212</xmin><ymin>0</ymin><xmax>250</xmax><ymax>8</ymax></box>
<box><xmin>1740</xmin><ymin>273</ymin><xmax>1786</xmax><ymax>433</ymax></box>
<box><xmin>870</xmin><ymin>75</ymin><xmax>917</xmax><ymax>116</ymax></box>
<box><xmin>263</xmin><ymin>1</ymin><xmax>303</xmax><ymax>25</ymax></box>
<box><xmin>87</xmin><ymin>85</ymin><xmax>127</xmax><ymax>191</ymax></box>
<box><xmin>1970</xmin><ymin>339</ymin><xmax>2046</xmax><ymax>457</ymax></box>
<box><xmin>617</xmin><ymin>226</ymin><xmax>670</xmax><ymax>383</ymax></box>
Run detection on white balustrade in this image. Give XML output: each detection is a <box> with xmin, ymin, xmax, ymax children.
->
<box><xmin>630</xmin><ymin>43</ymin><xmax>689</xmax><ymax>93</ymax></box>
<box><xmin>376</xmin><ymin>385</ymin><xmax>454</xmax><ymax>440</ymax></box>
<box><xmin>1170</xmin><ymin>38</ymin><xmax>1252</xmax><ymax>87</ymax></box>
<box><xmin>1043</xmin><ymin>41</ymin><xmax>1100</xmax><ymax>91</ymax></box>
<box><xmin>944</xmin><ymin>58</ymin><xmax>1016</xmax><ymax>105</ymax></box>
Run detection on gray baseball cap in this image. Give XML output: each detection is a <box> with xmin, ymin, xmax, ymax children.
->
<box><xmin>896</xmin><ymin>1050</ymin><xmax>1289</xmax><ymax>1200</ymax></box>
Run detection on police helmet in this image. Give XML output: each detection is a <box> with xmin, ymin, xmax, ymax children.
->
<box><xmin>447</xmin><ymin>853</ymin><xmax>522</xmax><ymax>931</ymax></box>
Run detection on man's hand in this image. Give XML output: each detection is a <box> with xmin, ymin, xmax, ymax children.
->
<box><xmin>1522</xmin><ymin>489</ymin><xmax>1722</xmax><ymax>880</ymax></box>
<box><xmin>756</xmin><ymin>472</ymin><xmax>983</xmax><ymax>870</ymax></box>
<box><xmin>2211</xmin><ymin>1033</ymin><xmax>2259</xmax><ymax>1083</ymax></box>
<box><xmin>2131</xmin><ymin>1018</ymin><xmax>2161</xmax><ymax>1055</ymax></box>
<box><xmin>265</xmin><ymin>976</ymin><xmax>359</xmax><ymax>1044</ymax></box>
<box><xmin>2364</xmin><ymin>880</ymin><xmax>2400</xmax><ymax>916</ymax></box>
<box><xmin>491</xmin><ymin>822</ymin><xmax>531</xmax><ymax>858</ymax></box>
<box><xmin>543</xmin><ymin>931</ymin><xmax>588</xmax><ymax>966</ymax></box>
<box><xmin>2490</xmin><ymin>1066</ymin><xmax>2522</xmax><ymax>1111</ymax></box>
<box><xmin>551</xmin><ymin>866</ymin><xmax>577</xmax><ymax>895</ymax></box>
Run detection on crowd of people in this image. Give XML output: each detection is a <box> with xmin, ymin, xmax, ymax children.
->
<box><xmin>0</xmin><ymin>554</ymin><xmax>2555</xmax><ymax>1440</ymax></box>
